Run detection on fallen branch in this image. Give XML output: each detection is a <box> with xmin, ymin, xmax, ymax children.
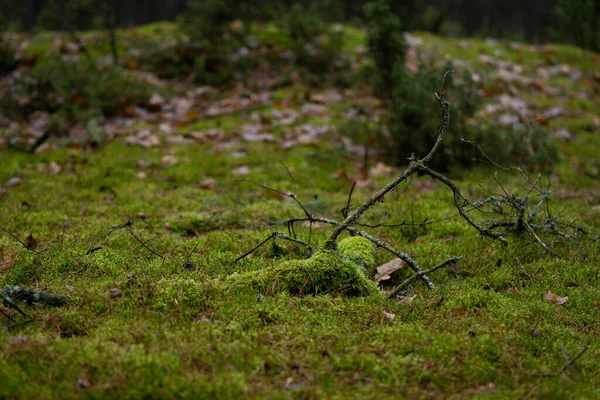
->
<box><xmin>1</xmin><ymin>285</ymin><xmax>72</xmax><ymax>307</ymax></box>
<box><xmin>233</xmin><ymin>232</ymin><xmax>312</xmax><ymax>264</ymax></box>
<box><xmin>387</xmin><ymin>256</ymin><xmax>462</xmax><ymax>298</ymax></box>
<box><xmin>87</xmin><ymin>219</ymin><xmax>164</xmax><ymax>259</ymax></box>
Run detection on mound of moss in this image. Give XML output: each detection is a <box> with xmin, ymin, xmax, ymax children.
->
<box><xmin>228</xmin><ymin>237</ymin><xmax>380</xmax><ymax>297</ymax></box>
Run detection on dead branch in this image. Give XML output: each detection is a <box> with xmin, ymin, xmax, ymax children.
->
<box><xmin>418</xmin><ymin>166</ymin><xmax>508</xmax><ymax>243</ymax></box>
<box><xmin>266</xmin><ymin>215</ymin><xmax>441</xmax><ymax>289</ymax></box>
<box><xmin>388</xmin><ymin>256</ymin><xmax>462</xmax><ymax>298</ymax></box>
<box><xmin>234</xmin><ymin>232</ymin><xmax>312</xmax><ymax>264</ymax></box>
<box><xmin>87</xmin><ymin>219</ymin><xmax>163</xmax><ymax>259</ymax></box>
<box><xmin>1</xmin><ymin>286</ymin><xmax>72</xmax><ymax>307</ymax></box>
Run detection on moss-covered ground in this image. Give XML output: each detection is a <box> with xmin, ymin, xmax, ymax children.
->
<box><xmin>1</xmin><ymin>24</ymin><xmax>599</xmax><ymax>399</ymax></box>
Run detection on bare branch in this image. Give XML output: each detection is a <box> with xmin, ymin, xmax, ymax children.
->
<box><xmin>388</xmin><ymin>256</ymin><xmax>463</xmax><ymax>298</ymax></box>
<box><xmin>1</xmin><ymin>228</ymin><xmax>40</xmax><ymax>253</ymax></box>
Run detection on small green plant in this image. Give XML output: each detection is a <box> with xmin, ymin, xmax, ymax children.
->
<box><xmin>178</xmin><ymin>0</ymin><xmax>261</xmax><ymax>85</ymax></box>
<box><xmin>550</xmin><ymin>0</ymin><xmax>600</xmax><ymax>52</ymax></box>
<box><xmin>363</xmin><ymin>0</ymin><xmax>557</xmax><ymax>171</ymax></box>
<box><xmin>363</xmin><ymin>0</ymin><xmax>407</xmax><ymax>100</ymax></box>
<box><xmin>276</xmin><ymin>3</ymin><xmax>347</xmax><ymax>80</ymax></box>
<box><xmin>0</xmin><ymin>58</ymin><xmax>157</xmax><ymax>134</ymax></box>
<box><xmin>0</xmin><ymin>41</ymin><xmax>17</xmax><ymax>76</ymax></box>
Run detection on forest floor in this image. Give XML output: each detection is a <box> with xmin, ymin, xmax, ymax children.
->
<box><xmin>1</xmin><ymin>23</ymin><xmax>599</xmax><ymax>399</ymax></box>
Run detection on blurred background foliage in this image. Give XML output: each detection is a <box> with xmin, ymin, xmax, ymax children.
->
<box><xmin>2</xmin><ymin>0</ymin><xmax>598</xmax><ymax>51</ymax></box>
<box><xmin>2</xmin><ymin>0</ymin><xmax>593</xmax><ymax>168</ymax></box>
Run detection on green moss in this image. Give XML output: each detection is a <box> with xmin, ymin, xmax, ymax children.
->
<box><xmin>0</xmin><ymin>23</ymin><xmax>599</xmax><ymax>399</ymax></box>
<box><xmin>228</xmin><ymin>241</ymin><xmax>380</xmax><ymax>297</ymax></box>
<box><xmin>337</xmin><ymin>236</ymin><xmax>377</xmax><ymax>276</ymax></box>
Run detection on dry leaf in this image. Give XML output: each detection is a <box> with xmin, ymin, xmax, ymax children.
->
<box><xmin>382</xmin><ymin>311</ymin><xmax>395</xmax><ymax>320</ymax></box>
<box><xmin>398</xmin><ymin>294</ymin><xmax>417</xmax><ymax>304</ymax></box>
<box><xmin>374</xmin><ymin>258</ymin><xmax>407</xmax><ymax>283</ymax></box>
<box><xmin>233</xmin><ymin>165</ymin><xmax>250</xmax><ymax>175</ymax></box>
<box><xmin>161</xmin><ymin>155</ymin><xmax>178</xmax><ymax>168</ymax></box>
<box><xmin>553</xmin><ymin>128</ymin><xmax>575</xmax><ymax>140</ymax></box>
<box><xmin>199</xmin><ymin>178</ymin><xmax>217</xmax><ymax>190</ymax></box>
<box><xmin>4</xmin><ymin>177</ymin><xmax>21</xmax><ymax>188</ymax></box>
<box><xmin>25</xmin><ymin>234</ymin><xmax>37</xmax><ymax>250</ymax></box>
<box><xmin>544</xmin><ymin>291</ymin><xmax>568</xmax><ymax>305</ymax></box>
<box><xmin>136</xmin><ymin>160</ymin><xmax>152</xmax><ymax>168</ymax></box>
<box><xmin>370</xmin><ymin>162</ymin><xmax>393</xmax><ymax>177</ymax></box>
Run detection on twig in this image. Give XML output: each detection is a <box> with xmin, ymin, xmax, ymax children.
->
<box><xmin>126</xmin><ymin>226</ymin><xmax>164</xmax><ymax>259</ymax></box>
<box><xmin>341</xmin><ymin>182</ymin><xmax>356</xmax><ymax>219</ymax></box>
<box><xmin>87</xmin><ymin>219</ymin><xmax>133</xmax><ymax>254</ymax></box>
<box><xmin>0</xmin><ymin>292</ymin><xmax>31</xmax><ymax>319</ymax></box>
<box><xmin>559</xmin><ymin>345</ymin><xmax>589</xmax><ymax>374</ymax></box>
<box><xmin>87</xmin><ymin>220</ymin><xmax>163</xmax><ymax>259</ymax></box>
<box><xmin>233</xmin><ymin>232</ymin><xmax>313</xmax><ymax>264</ymax></box>
<box><xmin>1</xmin><ymin>228</ymin><xmax>39</xmax><ymax>253</ymax></box>
<box><xmin>267</xmin><ymin>215</ymin><xmax>437</xmax><ymax>288</ymax></box>
<box><xmin>418</xmin><ymin>166</ymin><xmax>508</xmax><ymax>244</ymax></box>
<box><xmin>523</xmin><ymin>221</ymin><xmax>555</xmax><ymax>255</ymax></box>
<box><xmin>329</xmin><ymin>91</ymin><xmax>451</xmax><ymax>243</ymax></box>
<box><xmin>237</xmin><ymin>179</ymin><xmax>313</xmax><ymax>219</ymax></box>
<box><xmin>388</xmin><ymin>256</ymin><xmax>462</xmax><ymax>298</ymax></box>
<box><xmin>1</xmin><ymin>286</ymin><xmax>71</xmax><ymax>307</ymax></box>
<box><xmin>356</xmin><ymin>215</ymin><xmax>457</xmax><ymax>229</ymax></box>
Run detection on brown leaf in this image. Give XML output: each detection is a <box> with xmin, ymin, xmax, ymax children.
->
<box><xmin>398</xmin><ymin>294</ymin><xmax>417</xmax><ymax>304</ymax></box>
<box><xmin>543</xmin><ymin>291</ymin><xmax>568</xmax><ymax>305</ymax></box>
<box><xmin>374</xmin><ymin>258</ymin><xmax>407</xmax><ymax>283</ymax></box>
<box><xmin>370</xmin><ymin>162</ymin><xmax>393</xmax><ymax>177</ymax></box>
<box><xmin>553</xmin><ymin>128</ymin><xmax>575</xmax><ymax>141</ymax></box>
<box><xmin>160</xmin><ymin>155</ymin><xmax>178</xmax><ymax>168</ymax></box>
<box><xmin>233</xmin><ymin>165</ymin><xmax>250</xmax><ymax>175</ymax></box>
<box><xmin>25</xmin><ymin>234</ymin><xmax>37</xmax><ymax>250</ymax></box>
<box><xmin>199</xmin><ymin>178</ymin><xmax>217</xmax><ymax>191</ymax></box>
<box><xmin>382</xmin><ymin>310</ymin><xmax>395</xmax><ymax>320</ymax></box>
<box><xmin>3</xmin><ymin>177</ymin><xmax>21</xmax><ymax>189</ymax></box>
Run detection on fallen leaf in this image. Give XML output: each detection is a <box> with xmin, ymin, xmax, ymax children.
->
<box><xmin>160</xmin><ymin>155</ymin><xmax>178</xmax><ymax>168</ymax></box>
<box><xmin>241</xmin><ymin>124</ymin><xmax>277</xmax><ymax>142</ymax></box>
<box><xmin>233</xmin><ymin>165</ymin><xmax>250</xmax><ymax>175</ymax></box>
<box><xmin>553</xmin><ymin>128</ymin><xmax>575</xmax><ymax>140</ymax></box>
<box><xmin>183</xmin><ymin>262</ymin><xmax>197</xmax><ymax>271</ymax></box>
<box><xmin>530</xmin><ymin>328</ymin><xmax>543</xmax><ymax>338</ymax></box>
<box><xmin>374</xmin><ymin>258</ymin><xmax>407</xmax><ymax>283</ymax></box>
<box><xmin>25</xmin><ymin>234</ymin><xmax>37</xmax><ymax>250</ymax></box>
<box><xmin>398</xmin><ymin>294</ymin><xmax>417</xmax><ymax>304</ymax></box>
<box><xmin>540</xmin><ymin>107</ymin><xmax>564</xmax><ymax>119</ymax></box>
<box><xmin>3</xmin><ymin>177</ymin><xmax>21</xmax><ymax>188</ymax></box>
<box><xmin>148</xmin><ymin>92</ymin><xmax>165</xmax><ymax>110</ymax></box>
<box><xmin>199</xmin><ymin>178</ymin><xmax>217</xmax><ymax>190</ymax></box>
<box><xmin>382</xmin><ymin>310</ymin><xmax>395</xmax><ymax>320</ymax></box>
<box><xmin>47</xmin><ymin>162</ymin><xmax>61</xmax><ymax>175</ymax></box>
<box><xmin>544</xmin><ymin>291</ymin><xmax>568</xmax><ymax>305</ymax></box>
<box><xmin>136</xmin><ymin>160</ymin><xmax>152</xmax><ymax>168</ymax></box>
<box><xmin>370</xmin><ymin>162</ymin><xmax>393</xmax><ymax>177</ymax></box>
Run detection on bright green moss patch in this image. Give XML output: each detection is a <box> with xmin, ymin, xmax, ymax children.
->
<box><xmin>228</xmin><ymin>237</ymin><xmax>380</xmax><ymax>297</ymax></box>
